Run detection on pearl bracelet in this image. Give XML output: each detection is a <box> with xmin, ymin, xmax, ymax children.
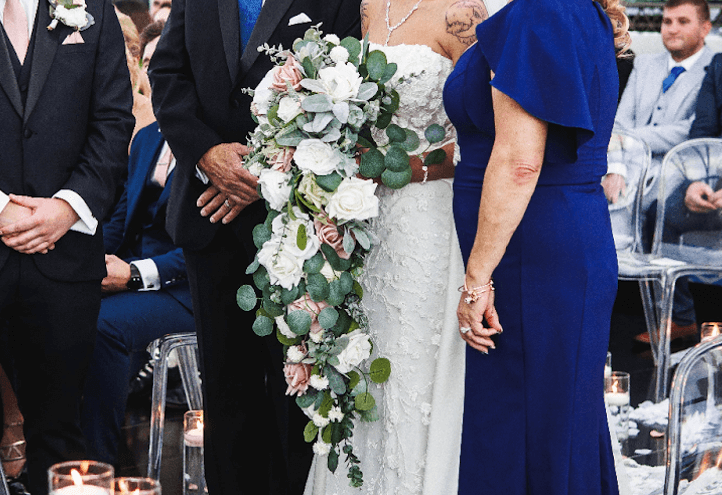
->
<box><xmin>421</xmin><ymin>165</ymin><xmax>429</xmax><ymax>184</ymax></box>
<box><xmin>458</xmin><ymin>280</ymin><xmax>494</xmax><ymax>304</ymax></box>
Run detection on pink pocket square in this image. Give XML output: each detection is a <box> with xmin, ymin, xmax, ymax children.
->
<box><xmin>62</xmin><ymin>31</ymin><xmax>84</xmax><ymax>45</ymax></box>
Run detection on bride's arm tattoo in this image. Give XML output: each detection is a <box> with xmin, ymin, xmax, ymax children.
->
<box><xmin>361</xmin><ymin>0</ymin><xmax>370</xmax><ymax>35</ymax></box>
<box><xmin>445</xmin><ymin>0</ymin><xmax>488</xmax><ymax>46</ymax></box>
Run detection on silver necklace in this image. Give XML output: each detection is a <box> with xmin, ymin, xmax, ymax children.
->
<box><xmin>385</xmin><ymin>0</ymin><xmax>424</xmax><ymax>46</ymax></box>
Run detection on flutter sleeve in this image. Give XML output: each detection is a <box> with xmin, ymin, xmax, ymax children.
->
<box><xmin>476</xmin><ymin>0</ymin><xmax>611</xmax><ymax>154</ymax></box>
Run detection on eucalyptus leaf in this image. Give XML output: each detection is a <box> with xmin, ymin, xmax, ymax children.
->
<box><xmin>302</xmin><ymin>58</ymin><xmax>317</xmax><ymax>79</ymax></box>
<box><xmin>357</xmin><ymin>405</ymin><xmax>379</xmax><ymax>422</ymax></box>
<box><xmin>303</xmin><ymin>420</ymin><xmax>319</xmax><ymax>442</ymax></box>
<box><xmin>347</xmin><ymin>370</ymin><xmax>360</xmax><ymax>390</ymax></box>
<box><xmin>296</xmin><ymin>390</ymin><xmax>318</xmax><ymax>409</ymax></box>
<box><xmin>320</xmin><ymin>244</ymin><xmax>351</xmax><ymax>272</ymax></box>
<box><xmin>340</xmin><ymin>36</ymin><xmax>361</xmax><ymax>64</ymax></box>
<box><xmin>302</xmin><ymin>94</ymin><xmax>333</xmax><ymax>112</ymax></box>
<box><xmin>328</xmin><ymin>449</ymin><xmax>339</xmax><ymax>473</ymax></box>
<box><xmin>342</xmin><ymin>230</ymin><xmax>355</xmax><ymax>255</ymax></box>
<box><xmin>355</xmin><ymin>392</ymin><xmax>375</xmax><ymax>411</ymax></box>
<box><xmin>375</xmin><ymin>111</ymin><xmax>392</xmax><ymax>129</ymax></box>
<box><xmin>326</xmin><ymin>366</ymin><xmax>347</xmax><ymax>395</ymax></box>
<box><xmin>365</xmin><ymin>50</ymin><xmax>387</xmax><ymax>81</ymax></box>
<box><xmin>378</xmin><ymin>62</ymin><xmax>397</xmax><ymax>85</ymax></box>
<box><xmin>338</xmin><ymin>272</ymin><xmax>354</xmax><ymax>294</ymax></box>
<box><xmin>358</xmin><ymin>148</ymin><xmax>385</xmax><ymax>178</ymax></box>
<box><xmin>357</xmin><ymin>128</ymin><xmax>377</xmax><ymax>148</ymax></box>
<box><xmin>307</xmin><ymin>272</ymin><xmax>330</xmax><ymax>302</ymax></box>
<box><xmin>369</xmin><ymin>357</ymin><xmax>391</xmax><ymax>383</ymax></box>
<box><xmin>277</xmin><ymin>328</ymin><xmax>301</xmax><ymax>346</ymax></box>
<box><xmin>296</xmin><ymin>223</ymin><xmax>307</xmax><ymax>251</ymax></box>
<box><xmin>264</xmin><ymin>209</ymin><xmax>280</xmax><ymax>230</ymax></box>
<box><xmin>400</xmin><ymin>128</ymin><xmax>421</xmax><ymax>152</ymax></box>
<box><xmin>280</xmin><ymin>285</ymin><xmax>300</xmax><ymax>305</ymax></box>
<box><xmin>303</xmin><ymin>252</ymin><xmax>326</xmax><ymax>274</ymax></box>
<box><xmin>331</xmin><ymin>308</ymin><xmax>352</xmax><ymax>337</ymax></box>
<box><xmin>381</xmin><ymin>167</ymin><xmax>413</xmax><ymax>189</ymax></box>
<box><xmin>252</xmin><ymin>266</ymin><xmax>270</xmax><ymax>290</ymax></box>
<box><xmin>322</xmin><ymin>424</ymin><xmax>332</xmax><ymax>444</ymax></box>
<box><xmin>252</xmin><ymin>224</ymin><xmax>272</xmax><ymax>249</ymax></box>
<box><xmin>353</xmin><ymin>281</ymin><xmax>364</xmax><ymax>298</ymax></box>
<box><xmin>245</xmin><ymin>257</ymin><xmax>260</xmax><ymax>275</ymax></box>
<box><xmin>287</xmin><ymin>310</ymin><xmax>312</xmax><ymax>335</ymax></box>
<box><xmin>352</xmin><ymin>228</ymin><xmax>371</xmax><ymax>250</ymax></box>
<box><xmin>262</xmin><ymin>298</ymin><xmax>284</xmax><ymax>318</ymax></box>
<box><xmin>356</xmin><ymin>82</ymin><xmax>378</xmax><ymax>101</ymax></box>
<box><xmin>332</xmin><ymin>102</ymin><xmax>350</xmax><ymax>124</ymax></box>
<box><xmin>236</xmin><ymin>285</ymin><xmax>258</xmax><ymax>311</ymax></box>
<box><xmin>326</xmin><ymin>280</ymin><xmax>346</xmax><ymax>306</ymax></box>
<box><xmin>315</xmin><ymin>172</ymin><xmax>343</xmax><ymax>192</ymax></box>
<box><xmin>384</xmin><ymin>145</ymin><xmax>410</xmax><ymax>173</ymax></box>
<box><xmin>424</xmin><ymin>123</ymin><xmax>446</xmax><ymax>144</ymax></box>
<box><xmin>252</xmin><ymin>315</ymin><xmax>274</xmax><ymax>337</ymax></box>
<box><xmin>385</xmin><ymin>124</ymin><xmax>406</xmax><ymax>144</ymax></box>
<box><xmin>275</xmin><ymin>127</ymin><xmax>306</xmax><ymax>147</ymax></box>
<box><xmin>318</xmin><ymin>307</ymin><xmax>339</xmax><ymax>329</ymax></box>
<box><xmin>319</xmin><ymin>392</ymin><xmax>334</xmax><ymax>416</ymax></box>
<box><xmin>424</xmin><ymin>148</ymin><xmax>447</xmax><ymax>166</ymax></box>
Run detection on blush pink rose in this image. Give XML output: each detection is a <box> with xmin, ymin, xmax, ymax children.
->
<box><xmin>284</xmin><ymin>362</ymin><xmax>312</xmax><ymax>396</ymax></box>
<box><xmin>314</xmin><ymin>215</ymin><xmax>351</xmax><ymax>260</ymax></box>
<box><xmin>288</xmin><ymin>294</ymin><xmax>329</xmax><ymax>334</ymax></box>
<box><xmin>269</xmin><ymin>147</ymin><xmax>294</xmax><ymax>173</ymax></box>
<box><xmin>271</xmin><ymin>57</ymin><xmax>303</xmax><ymax>92</ymax></box>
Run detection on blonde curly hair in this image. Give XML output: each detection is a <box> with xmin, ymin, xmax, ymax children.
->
<box><xmin>596</xmin><ymin>0</ymin><xmax>632</xmax><ymax>56</ymax></box>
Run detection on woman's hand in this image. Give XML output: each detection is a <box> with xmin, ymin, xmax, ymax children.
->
<box><xmin>457</xmin><ymin>288</ymin><xmax>503</xmax><ymax>354</ymax></box>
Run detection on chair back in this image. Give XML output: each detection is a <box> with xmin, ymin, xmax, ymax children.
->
<box><xmin>653</xmin><ymin>138</ymin><xmax>722</xmax><ymax>270</ymax></box>
<box><xmin>607</xmin><ymin>132</ymin><xmax>651</xmax><ymax>253</ymax></box>
<box><xmin>665</xmin><ymin>336</ymin><xmax>722</xmax><ymax>495</ymax></box>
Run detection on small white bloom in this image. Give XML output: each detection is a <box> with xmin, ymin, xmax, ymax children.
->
<box><xmin>257</xmin><ymin>240</ymin><xmax>304</xmax><ymax>290</ymax></box>
<box><xmin>310</xmin><ymin>374</ymin><xmax>329</xmax><ymax>390</ymax></box>
<box><xmin>326</xmin><ymin>177</ymin><xmax>379</xmax><ymax>223</ymax></box>
<box><xmin>324</xmin><ymin>34</ymin><xmax>341</xmax><ymax>45</ymax></box>
<box><xmin>298</xmin><ymin>174</ymin><xmax>332</xmax><ymax>208</ymax></box>
<box><xmin>312</xmin><ymin>412</ymin><xmax>330</xmax><ymax>428</ymax></box>
<box><xmin>257</xmin><ymin>169</ymin><xmax>293</xmax><ymax>211</ymax></box>
<box><xmin>286</xmin><ymin>345</ymin><xmax>306</xmax><ymax>363</ymax></box>
<box><xmin>329</xmin><ymin>46</ymin><xmax>349</xmax><ymax>64</ymax></box>
<box><xmin>294</xmin><ymin>139</ymin><xmax>342</xmax><ymax>176</ymax></box>
<box><xmin>328</xmin><ymin>406</ymin><xmax>344</xmax><ymax>422</ymax></box>
<box><xmin>335</xmin><ymin>329</ymin><xmax>372</xmax><ymax>373</ymax></box>
<box><xmin>275</xmin><ymin>316</ymin><xmax>296</xmax><ymax>339</ymax></box>
<box><xmin>317</xmin><ymin>62</ymin><xmax>363</xmax><ymax>102</ymax></box>
<box><xmin>271</xmin><ymin>208</ymin><xmax>320</xmax><ymax>261</ymax></box>
<box><xmin>309</xmin><ymin>330</ymin><xmax>324</xmax><ymax>343</ymax></box>
<box><xmin>276</xmin><ymin>96</ymin><xmax>303</xmax><ymax>123</ymax></box>
<box><xmin>313</xmin><ymin>440</ymin><xmax>331</xmax><ymax>456</ymax></box>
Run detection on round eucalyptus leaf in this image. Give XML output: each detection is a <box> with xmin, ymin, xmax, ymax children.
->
<box><xmin>355</xmin><ymin>392</ymin><xmax>376</xmax><ymax>411</ymax></box>
<box><xmin>303</xmin><ymin>252</ymin><xmax>326</xmax><ymax>274</ymax></box>
<box><xmin>365</xmin><ymin>50</ymin><xmax>387</xmax><ymax>81</ymax></box>
<box><xmin>338</xmin><ymin>271</ymin><xmax>354</xmax><ymax>294</ymax></box>
<box><xmin>381</xmin><ymin>167</ymin><xmax>413</xmax><ymax>189</ymax></box>
<box><xmin>252</xmin><ymin>224</ymin><xmax>272</xmax><ymax>249</ymax></box>
<box><xmin>424</xmin><ymin>148</ymin><xmax>447</xmax><ymax>166</ymax></box>
<box><xmin>280</xmin><ymin>285</ymin><xmax>300</xmax><ymax>305</ymax></box>
<box><xmin>385</xmin><ymin>124</ymin><xmax>405</xmax><ymax>143</ymax></box>
<box><xmin>307</xmin><ymin>272</ymin><xmax>330</xmax><ymax>302</ymax></box>
<box><xmin>424</xmin><ymin>123</ymin><xmax>446</xmax><ymax>144</ymax></box>
<box><xmin>236</xmin><ymin>285</ymin><xmax>258</xmax><ymax>312</ymax></box>
<box><xmin>318</xmin><ymin>307</ymin><xmax>339</xmax><ymax>329</ymax></box>
<box><xmin>400</xmin><ymin>129</ymin><xmax>420</xmax><ymax>152</ymax></box>
<box><xmin>384</xmin><ymin>145</ymin><xmax>410</xmax><ymax>173</ymax></box>
<box><xmin>369</xmin><ymin>357</ymin><xmax>391</xmax><ymax>383</ymax></box>
<box><xmin>375</xmin><ymin>111</ymin><xmax>392</xmax><ymax>129</ymax></box>
<box><xmin>253</xmin><ymin>266</ymin><xmax>270</xmax><ymax>290</ymax></box>
<box><xmin>359</xmin><ymin>148</ymin><xmax>385</xmax><ymax>178</ymax></box>
<box><xmin>252</xmin><ymin>315</ymin><xmax>274</xmax><ymax>337</ymax></box>
<box><xmin>327</xmin><ymin>280</ymin><xmax>346</xmax><ymax>306</ymax></box>
<box><xmin>286</xmin><ymin>310</ymin><xmax>312</xmax><ymax>335</ymax></box>
<box><xmin>340</xmin><ymin>36</ymin><xmax>361</xmax><ymax>64</ymax></box>
<box><xmin>378</xmin><ymin>62</ymin><xmax>397</xmax><ymax>85</ymax></box>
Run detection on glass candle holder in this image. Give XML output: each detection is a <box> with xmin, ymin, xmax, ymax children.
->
<box><xmin>605</xmin><ymin>371</ymin><xmax>631</xmax><ymax>440</ymax></box>
<box><xmin>113</xmin><ymin>477</ymin><xmax>161</xmax><ymax>495</ymax></box>
<box><xmin>183</xmin><ymin>410</ymin><xmax>206</xmax><ymax>495</ymax></box>
<box><xmin>701</xmin><ymin>322</ymin><xmax>722</xmax><ymax>343</ymax></box>
<box><xmin>605</xmin><ymin>351</ymin><xmax>612</xmax><ymax>378</ymax></box>
<box><xmin>49</xmin><ymin>460</ymin><xmax>114</xmax><ymax>495</ymax></box>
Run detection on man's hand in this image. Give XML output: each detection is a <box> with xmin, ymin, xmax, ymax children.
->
<box><xmin>197</xmin><ymin>143</ymin><xmax>259</xmax><ymax>211</ymax></box>
<box><xmin>197</xmin><ymin>185</ymin><xmax>244</xmax><ymax>224</ymax></box>
<box><xmin>0</xmin><ymin>201</ymin><xmax>33</xmax><ymax>230</ymax></box>
<box><xmin>102</xmin><ymin>254</ymin><xmax>131</xmax><ymax>292</ymax></box>
<box><xmin>0</xmin><ymin>195</ymin><xmax>78</xmax><ymax>254</ymax></box>
<box><xmin>602</xmin><ymin>173</ymin><xmax>627</xmax><ymax>204</ymax></box>
<box><xmin>685</xmin><ymin>181</ymin><xmax>722</xmax><ymax>213</ymax></box>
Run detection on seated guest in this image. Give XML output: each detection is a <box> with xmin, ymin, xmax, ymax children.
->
<box><xmin>690</xmin><ymin>51</ymin><xmax>722</xmax><ymax>138</ymax></box>
<box><xmin>80</xmin><ymin>47</ymin><xmax>193</xmax><ymax>462</ymax></box>
<box><xmin>1</xmin><ymin>364</ymin><xmax>26</xmax><ymax>493</ymax></box>
<box><xmin>606</xmin><ymin>0</ymin><xmax>713</xmax><ymax>207</ymax></box>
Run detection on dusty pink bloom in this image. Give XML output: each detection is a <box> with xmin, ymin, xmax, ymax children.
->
<box><xmin>271</xmin><ymin>57</ymin><xmax>303</xmax><ymax>92</ymax></box>
<box><xmin>288</xmin><ymin>294</ymin><xmax>329</xmax><ymax>334</ymax></box>
<box><xmin>269</xmin><ymin>147</ymin><xmax>294</xmax><ymax>173</ymax></box>
<box><xmin>284</xmin><ymin>362</ymin><xmax>312</xmax><ymax>396</ymax></box>
<box><xmin>314</xmin><ymin>214</ymin><xmax>351</xmax><ymax>260</ymax></box>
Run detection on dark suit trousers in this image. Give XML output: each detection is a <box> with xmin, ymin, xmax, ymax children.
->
<box><xmin>184</xmin><ymin>226</ymin><xmax>312</xmax><ymax>495</ymax></box>
<box><xmin>0</xmin><ymin>251</ymin><xmax>100</xmax><ymax>495</ymax></box>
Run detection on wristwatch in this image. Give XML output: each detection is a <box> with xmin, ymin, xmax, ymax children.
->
<box><xmin>127</xmin><ymin>264</ymin><xmax>144</xmax><ymax>291</ymax></box>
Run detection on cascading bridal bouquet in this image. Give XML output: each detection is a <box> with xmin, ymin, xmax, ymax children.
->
<box><xmin>236</xmin><ymin>26</ymin><xmax>447</xmax><ymax>487</ymax></box>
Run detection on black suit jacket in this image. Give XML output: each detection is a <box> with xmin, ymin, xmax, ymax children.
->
<box><xmin>149</xmin><ymin>0</ymin><xmax>361</xmax><ymax>253</ymax></box>
<box><xmin>0</xmin><ymin>0</ymin><xmax>134</xmax><ymax>281</ymax></box>
<box><xmin>690</xmin><ymin>52</ymin><xmax>722</xmax><ymax>139</ymax></box>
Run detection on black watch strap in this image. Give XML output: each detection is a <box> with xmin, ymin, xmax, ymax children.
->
<box><xmin>127</xmin><ymin>264</ymin><xmax>144</xmax><ymax>291</ymax></box>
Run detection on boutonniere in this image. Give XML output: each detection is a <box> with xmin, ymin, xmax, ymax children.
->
<box><xmin>47</xmin><ymin>0</ymin><xmax>95</xmax><ymax>33</ymax></box>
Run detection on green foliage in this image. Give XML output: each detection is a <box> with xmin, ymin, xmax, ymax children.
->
<box><xmin>347</xmin><ymin>370</ymin><xmax>360</xmax><ymax>390</ymax></box>
<box><xmin>424</xmin><ymin>148</ymin><xmax>447</xmax><ymax>166</ymax></box>
<box><xmin>252</xmin><ymin>315</ymin><xmax>274</xmax><ymax>337</ymax></box>
<box><xmin>307</xmin><ymin>272</ymin><xmax>330</xmax><ymax>302</ymax></box>
<box><xmin>276</xmin><ymin>328</ymin><xmax>301</xmax><ymax>346</ymax></box>
<box><xmin>369</xmin><ymin>358</ymin><xmax>391</xmax><ymax>383</ymax></box>
<box><xmin>354</xmin><ymin>392</ymin><xmax>375</xmax><ymax>411</ymax></box>
<box><xmin>378</xmin><ymin>62</ymin><xmax>397</xmax><ymax>85</ymax></box>
<box><xmin>280</xmin><ymin>285</ymin><xmax>300</xmax><ymax>305</ymax></box>
<box><xmin>326</xmin><ymin>366</ymin><xmax>347</xmax><ymax>395</ymax></box>
<box><xmin>359</xmin><ymin>148</ymin><xmax>385</xmax><ymax>178</ymax></box>
<box><xmin>252</xmin><ymin>266</ymin><xmax>270</xmax><ymax>291</ymax></box>
<box><xmin>236</xmin><ymin>285</ymin><xmax>257</xmax><ymax>311</ymax></box>
<box><xmin>381</xmin><ymin>167</ymin><xmax>413</xmax><ymax>189</ymax></box>
<box><xmin>303</xmin><ymin>252</ymin><xmax>325</xmax><ymax>274</ymax></box>
<box><xmin>328</xmin><ymin>448</ymin><xmax>339</xmax><ymax>473</ymax></box>
<box><xmin>318</xmin><ymin>307</ymin><xmax>339</xmax><ymax>329</ymax></box>
<box><xmin>365</xmin><ymin>50</ymin><xmax>387</xmax><ymax>80</ymax></box>
<box><xmin>304</xmin><ymin>421</ymin><xmax>319</xmax><ymax>442</ymax></box>
<box><xmin>320</xmin><ymin>244</ymin><xmax>351</xmax><ymax>272</ymax></box>
<box><xmin>400</xmin><ymin>129</ymin><xmax>420</xmax><ymax>152</ymax></box>
<box><xmin>315</xmin><ymin>172</ymin><xmax>343</xmax><ymax>192</ymax></box>
<box><xmin>286</xmin><ymin>310</ymin><xmax>312</xmax><ymax>335</ymax></box>
<box><xmin>385</xmin><ymin>124</ymin><xmax>405</xmax><ymax>143</ymax></box>
<box><xmin>384</xmin><ymin>145</ymin><xmax>410</xmax><ymax>172</ymax></box>
<box><xmin>252</xmin><ymin>224</ymin><xmax>272</xmax><ymax>249</ymax></box>
<box><xmin>340</xmin><ymin>37</ymin><xmax>361</xmax><ymax>65</ymax></box>
<box><xmin>262</xmin><ymin>297</ymin><xmax>284</xmax><ymax>317</ymax></box>
<box><xmin>296</xmin><ymin>223</ymin><xmax>307</xmax><ymax>251</ymax></box>
<box><xmin>424</xmin><ymin>123</ymin><xmax>446</xmax><ymax>144</ymax></box>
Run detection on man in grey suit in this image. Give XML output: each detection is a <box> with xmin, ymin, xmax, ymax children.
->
<box><xmin>606</xmin><ymin>0</ymin><xmax>714</xmax><ymax>207</ymax></box>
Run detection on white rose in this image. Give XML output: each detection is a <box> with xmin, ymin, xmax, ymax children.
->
<box><xmin>257</xmin><ymin>240</ymin><xmax>304</xmax><ymax>290</ymax></box>
<box><xmin>324</xmin><ymin>34</ymin><xmax>341</xmax><ymax>45</ymax></box>
<box><xmin>309</xmin><ymin>374</ymin><xmax>329</xmax><ymax>390</ymax></box>
<box><xmin>335</xmin><ymin>329</ymin><xmax>372</xmax><ymax>373</ymax></box>
<box><xmin>329</xmin><ymin>46</ymin><xmax>349</xmax><ymax>64</ymax></box>
<box><xmin>286</xmin><ymin>345</ymin><xmax>306</xmax><ymax>363</ymax></box>
<box><xmin>271</xmin><ymin>209</ymin><xmax>320</xmax><ymax>261</ymax></box>
<box><xmin>294</xmin><ymin>139</ymin><xmax>340</xmax><ymax>176</ymax></box>
<box><xmin>252</xmin><ymin>69</ymin><xmax>276</xmax><ymax>116</ymax></box>
<box><xmin>313</xmin><ymin>440</ymin><xmax>331</xmax><ymax>456</ymax></box>
<box><xmin>298</xmin><ymin>174</ymin><xmax>331</xmax><ymax>208</ymax></box>
<box><xmin>317</xmin><ymin>62</ymin><xmax>362</xmax><ymax>101</ymax></box>
<box><xmin>328</xmin><ymin>406</ymin><xmax>344</xmax><ymax>422</ymax></box>
<box><xmin>258</xmin><ymin>169</ymin><xmax>292</xmax><ymax>211</ymax></box>
<box><xmin>277</xmin><ymin>96</ymin><xmax>303</xmax><ymax>123</ymax></box>
<box><xmin>326</xmin><ymin>177</ymin><xmax>379</xmax><ymax>223</ymax></box>
<box><xmin>54</xmin><ymin>5</ymin><xmax>88</xmax><ymax>28</ymax></box>
<box><xmin>275</xmin><ymin>316</ymin><xmax>296</xmax><ymax>339</ymax></box>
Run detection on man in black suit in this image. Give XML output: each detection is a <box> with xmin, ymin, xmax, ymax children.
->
<box><xmin>0</xmin><ymin>0</ymin><xmax>133</xmax><ymax>492</ymax></box>
<box><xmin>149</xmin><ymin>1</ymin><xmax>359</xmax><ymax>493</ymax></box>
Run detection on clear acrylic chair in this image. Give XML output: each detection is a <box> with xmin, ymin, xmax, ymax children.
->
<box><xmin>146</xmin><ymin>332</ymin><xmax>202</xmax><ymax>481</ymax></box>
<box><xmin>0</xmin><ymin>459</ymin><xmax>9</xmax><ymax>495</ymax></box>
<box><xmin>618</xmin><ymin>138</ymin><xmax>722</xmax><ymax>401</ymax></box>
<box><xmin>665</xmin><ymin>335</ymin><xmax>722</xmax><ymax>495</ymax></box>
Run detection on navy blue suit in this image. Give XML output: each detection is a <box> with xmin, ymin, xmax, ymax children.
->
<box><xmin>81</xmin><ymin>122</ymin><xmax>194</xmax><ymax>465</ymax></box>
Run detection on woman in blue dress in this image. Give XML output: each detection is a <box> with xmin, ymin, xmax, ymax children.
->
<box><xmin>443</xmin><ymin>0</ymin><xmax>630</xmax><ymax>493</ymax></box>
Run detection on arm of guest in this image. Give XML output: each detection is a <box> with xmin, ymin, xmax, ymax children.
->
<box><xmin>689</xmin><ymin>54</ymin><xmax>722</xmax><ymax>139</ymax></box>
<box><xmin>131</xmin><ymin>248</ymin><xmax>187</xmax><ymax>290</ymax></box>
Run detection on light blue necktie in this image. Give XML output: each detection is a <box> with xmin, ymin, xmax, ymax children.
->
<box><xmin>662</xmin><ymin>66</ymin><xmax>686</xmax><ymax>93</ymax></box>
<box><xmin>239</xmin><ymin>0</ymin><xmax>262</xmax><ymax>53</ymax></box>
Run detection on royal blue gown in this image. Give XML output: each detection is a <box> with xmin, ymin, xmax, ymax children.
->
<box><xmin>444</xmin><ymin>0</ymin><xmax>620</xmax><ymax>493</ymax></box>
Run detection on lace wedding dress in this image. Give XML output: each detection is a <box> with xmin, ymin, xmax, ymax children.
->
<box><xmin>303</xmin><ymin>44</ymin><xmax>466</xmax><ymax>495</ymax></box>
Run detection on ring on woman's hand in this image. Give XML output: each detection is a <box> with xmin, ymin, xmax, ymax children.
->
<box><xmin>460</xmin><ymin>327</ymin><xmax>471</xmax><ymax>334</ymax></box>
<box><xmin>224</xmin><ymin>199</ymin><xmax>232</xmax><ymax>208</ymax></box>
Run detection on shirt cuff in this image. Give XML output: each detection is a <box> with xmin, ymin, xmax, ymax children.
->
<box><xmin>130</xmin><ymin>259</ymin><xmax>162</xmax><ymax>291</ymax></box>
<box><xmin>53</xmin><ymin>189</ymin><xmax>98</xmax><ymax>235</ymax></box>
<box><xmin>0</xmin><ymin>191</ymin><xmax>9</xmax><ymax>214</ymax></box>
<box><xmin>195</xmin><ymin>166</ymin><xmax>210</xmax><ymax>184</ymax></box>
<box><xmin>606</xmin><ymin>162</ymin><xmax>628</xmax><ymax>179</ymax></box>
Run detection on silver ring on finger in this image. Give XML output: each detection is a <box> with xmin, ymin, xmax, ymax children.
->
<box><xmin>460</xmin><ymin>326</ymin><xmax>471</xmax><ymax>334</ymax></box>
<box><xmin>224</xmin><ymin>199</ymin><xmax>232</xmax><ymax>208</ymax></box>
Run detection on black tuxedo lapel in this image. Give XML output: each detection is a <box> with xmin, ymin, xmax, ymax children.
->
<box><xmin>239</xmin><ymin>0</ymin><xmax>294</xmax><ymax>76</ymax></box>
<box><xmin>219</xmin><ymin>0</ymin><xmax>240</xmax><ymax>85</ymax></box>
<box><xmin>0</xmin><ymin>23</ymin><xmax>24</xmax><ymax>116</ymax></box>
<box><xmin>24</xmin><ymin>4</ymin><xmax>61</xmax><ymax>124</ymax></box>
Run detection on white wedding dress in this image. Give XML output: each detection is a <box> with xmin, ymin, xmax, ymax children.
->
<box><xmin>303</xmin><ymin>43</ymin><xmax>467</xmax><ymax>495</ymax></box>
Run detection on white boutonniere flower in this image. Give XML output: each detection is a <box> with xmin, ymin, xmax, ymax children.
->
<box><xmin>47</xmin><ymin>0</ymin><xmax>94</xmax><ymax>32</ymax></box>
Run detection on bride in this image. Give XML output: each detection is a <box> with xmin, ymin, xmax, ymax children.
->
<box><xmin>304</xmin><ymin>0</ymin><xmax>506</xmax><ymax>493</ymax></box>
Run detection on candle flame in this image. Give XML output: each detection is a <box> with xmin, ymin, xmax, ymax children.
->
<box><xmin>80</xmin><ymin>460</ymin><xmax>90</xmax><ymax>474</ymax></box>
<box><xmin>714</xmin><ymin>448</ymin><xmax>722</xmax><ymax>469</ymax></box>
<box><xmin>611</xmin><ymin>379</ymin><xmax>620</xmax><ymax>394</ymax></box>
<box><xmin>697</xmin><ymin>450</ymin><xmax>714</xmax><ymax>477</ymax></box>
<box><xmin>70</xmin><ymin>469</ymin><xmax>84</xmax><ymax>487</ymax></box>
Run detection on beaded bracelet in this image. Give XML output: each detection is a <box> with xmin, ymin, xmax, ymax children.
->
<box><xmin>458</xmin><ymin>280</ymin><xmax>494</xmax><ymax>304</ymax></box>
<box><xmin>421</xmin><ymin>165</ymin><xmax>429</xmax><ymax>184</ymax></box>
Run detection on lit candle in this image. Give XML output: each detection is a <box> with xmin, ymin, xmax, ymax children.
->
<box><xmin>52</xmin><ymin>487</ymin><xmax>110</xmax><ymax>495</ymax></box>
<box><xmin>701</xmin><ymin>322</ymin><xmax>722</xmax><ymax>343</ymax></box>
<box><xmin>184</xmin><ymin>425</ymin><xmax>204</xmax><ymax>447</ymax></box>
<box><xmin>605</xmin><ymin>391</ymin><xmax>630</xmax><ymax>407</ymax></box>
